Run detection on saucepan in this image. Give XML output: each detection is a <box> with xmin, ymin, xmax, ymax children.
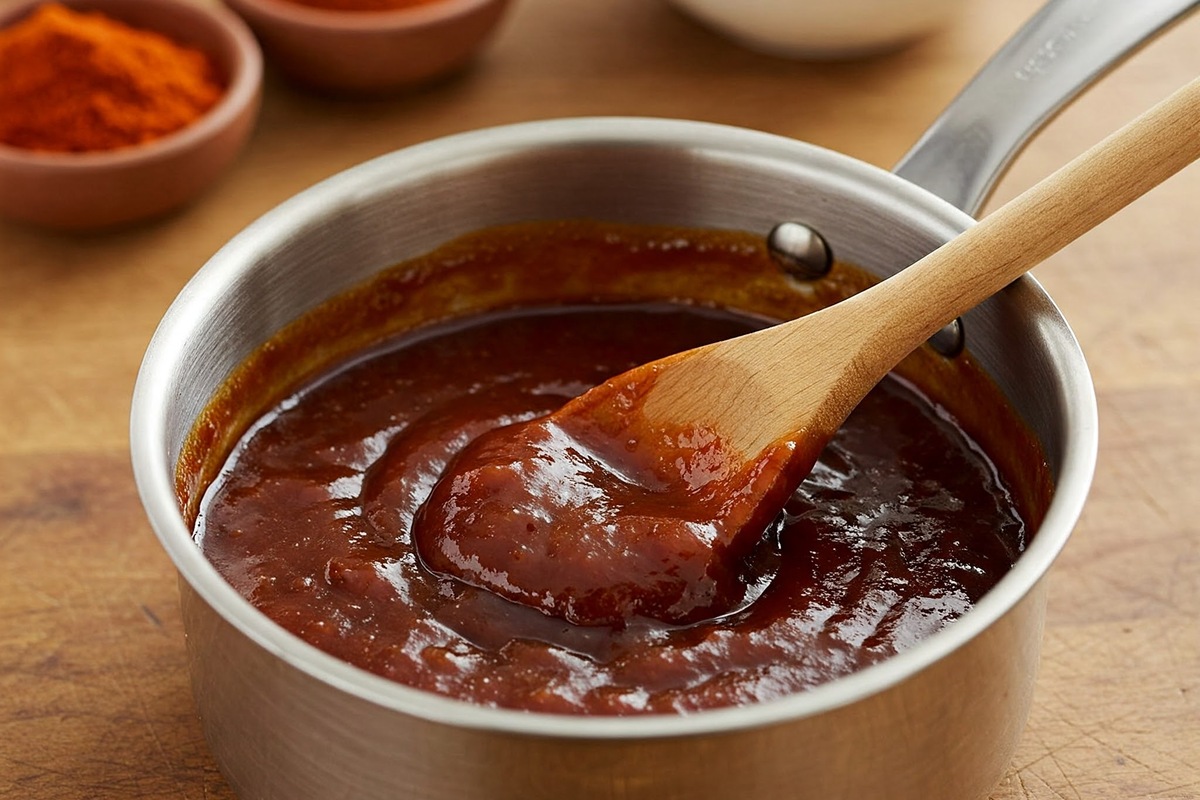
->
<box><xmin>130</xmin><ymin>1</ymin><xmax>1196</xmax><ymax>797</ymax></box>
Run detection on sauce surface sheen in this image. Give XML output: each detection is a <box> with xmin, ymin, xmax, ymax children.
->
<box><xmin>196</xmin><ymin>303</ymin><xmax>1027</xmax><ymax>715</ymax></box>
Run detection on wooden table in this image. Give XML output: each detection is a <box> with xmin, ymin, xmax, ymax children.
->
<box><xmin>3</xmin><ymin>0</ymin><xmax>1198</xmax><ymax>796</ymax></box>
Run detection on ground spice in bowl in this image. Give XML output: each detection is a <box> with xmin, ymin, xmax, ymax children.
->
<box><xmin>0</xmin><ymin>3</ymin><xmax>224</xmax><ymax>153</ymax></box>
<box><xmin>273</xmin><ymin>0</ymin><xmax>444</xmax><ymax>11</ymax></box>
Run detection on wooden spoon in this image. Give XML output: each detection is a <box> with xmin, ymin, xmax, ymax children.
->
<box><xmin>414</xmin><ymin>77</ymin><xmax>1200</xmax><ymax>627</ymax></box>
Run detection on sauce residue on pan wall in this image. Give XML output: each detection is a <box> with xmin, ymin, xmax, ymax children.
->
<box><xmin>180</xmin><ymin>221</ymin><xmax>1052</xmax><ymax>715</ymax></box>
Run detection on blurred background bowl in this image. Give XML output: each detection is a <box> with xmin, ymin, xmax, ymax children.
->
<box><xmin>666</xmin><ymin>0</ymin><xmax>962</xmax><ymax>59</ymax></box>
<box><xmin>220</xmin><ymin>0</ymin><xmax>511</xmax><ymax>94</ymax></box>
<box><xmin>0</xmin><ymin>0</ymin><xmax>262</xmax><ymax>231</ymax></box>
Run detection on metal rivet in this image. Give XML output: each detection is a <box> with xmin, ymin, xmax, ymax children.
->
<box><xmin>928</xmin><ymin>318</ymin><xmax>964</xmax><ymax>358</ymax></box>
<box><xmin>768</xmin><ymin>222</ymin><xmax>831</xmax><ymax>280</ymax></box>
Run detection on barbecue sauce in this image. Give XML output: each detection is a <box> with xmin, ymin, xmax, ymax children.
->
<box><xmin>187</xmin><ymin>221</ymin><xmax>1048</xmax><ymax>715</ymax></box>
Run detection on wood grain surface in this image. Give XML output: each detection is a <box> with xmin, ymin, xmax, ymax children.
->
<box><xmin>1</xmin><ymin>0</ymin><xmax>1197</xmax><ymax>797</ymax></box>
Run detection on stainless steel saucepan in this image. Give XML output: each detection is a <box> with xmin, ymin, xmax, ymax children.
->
<box><xmin>131</xmin><ymin>2</ymin><xmax>1197</xmax><ymax>797</ymax></box>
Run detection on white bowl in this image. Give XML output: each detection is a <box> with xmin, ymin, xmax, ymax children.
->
<box><xmin>667</xmin><ymin>0</ymin><xmax>962</xmax><ymax>59</ymax></box>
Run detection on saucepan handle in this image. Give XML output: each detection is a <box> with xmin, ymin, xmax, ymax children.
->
<box><xmin>893</xmin><ymin>0</ymin><xmax>1198</xmax><ymax>216</ymax></box>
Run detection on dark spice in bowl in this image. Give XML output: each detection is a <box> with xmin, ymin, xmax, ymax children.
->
<box><xmin>273</xmin><ymin>0</ymin><xmax>447</xmax><ymax>12</ymax></box>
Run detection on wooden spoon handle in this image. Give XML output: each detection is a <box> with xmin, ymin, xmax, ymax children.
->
<box><xmin>643</xmin><ymin>76</ymin><xmax>1200</xmax><ymax>461</ymax></box>
<box><xmin>847</xmin><ymin>73</ymin><xmax>1200</xmax><ymax>381</ymax></box>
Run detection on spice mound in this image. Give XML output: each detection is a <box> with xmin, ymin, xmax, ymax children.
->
<box><xmin>0</xmin><ymin>4</ymin><xmax>224</xmax><ymax>153</ymax></box>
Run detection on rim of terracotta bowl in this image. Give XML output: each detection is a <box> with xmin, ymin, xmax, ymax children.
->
<box><xmin>224</xmin><ymin>0</ymin><xmax>503</xmax><ymax>33</ymax></box>
<box><xmin>0</xmin><ymin>0</ymin><xmax>262</xmax><ymax>168</ymax></box>
<box><xmin>132</xmin><ymin>117</ymin><xmax>1099</xmax><ymax>742</ymax></box>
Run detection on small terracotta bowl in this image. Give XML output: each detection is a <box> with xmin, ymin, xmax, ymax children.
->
<box><xmin>0</xmin><ymin>0</ymin><xmax>262</xmax><ymax>230</ymax></box>
<box><xmin>221</xmin><ymin>0</ymin><xmax>511</xmax><ymax>94</ymax></box>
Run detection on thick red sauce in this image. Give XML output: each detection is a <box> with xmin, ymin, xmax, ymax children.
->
<box><xmin>196</xmin><ymin>302</ymin><xmax>1028</xmax><ymax>715</ymax></box>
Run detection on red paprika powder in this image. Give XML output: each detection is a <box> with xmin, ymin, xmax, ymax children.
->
<box><xmin>0</xmin><ymin>4</ymin><xmax>224</xmax><ymax>153</ymax></box>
